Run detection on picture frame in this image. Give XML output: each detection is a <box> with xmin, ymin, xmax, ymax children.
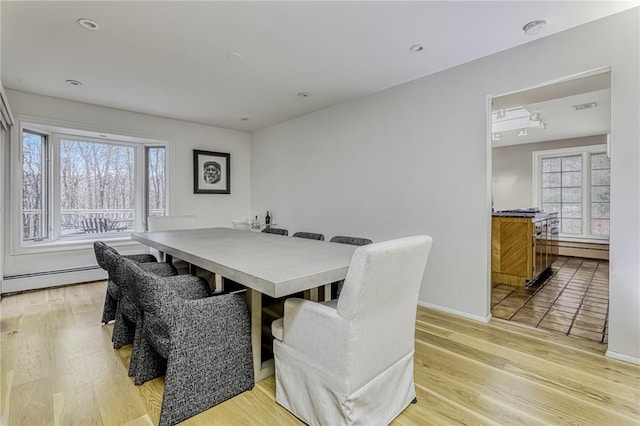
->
<box><xmin>193</xmin><ymin>150</ymin><xmax>230</xmax><ymax>194</ymax></box>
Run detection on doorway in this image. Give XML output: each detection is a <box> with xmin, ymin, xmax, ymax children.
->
<box><xmin>489</xmin><ymin>69</ymin><xmax>611</xmax><ymax>344</ymax></box>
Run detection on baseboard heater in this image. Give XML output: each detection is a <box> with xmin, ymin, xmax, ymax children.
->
<box><xmin>558</xmin><ymin>241</ymin><xmax>609</xmax><ymax>260</ymax></box>
<box><xmin>4</xmin><ymin>265</ymin><xmax>101</xmax><ymax>280</ymax></box>
<box><xmin>2</xmin><ymin>265</ymin><xmax>105</xmax><ymax>295</ymax></box>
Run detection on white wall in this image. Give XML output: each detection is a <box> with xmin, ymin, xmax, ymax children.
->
<box><xmin>252</xmin><ymin>9</ymin><xmax>640</xmax><ymax>361</ymax></box>
<box><xmin>492</xmin><ymin>135</ymin><xmax>606</xmax><ymax>211</ymax></box>
<box><xmin>3</xmin><ymin>90</ymin><xmax>251</xmax><ymax>292</ymax></box>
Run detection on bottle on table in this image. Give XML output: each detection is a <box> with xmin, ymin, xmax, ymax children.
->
<box><xmin>265</xmin><ymin>210</ymin><xmax>271</xmax><ymax>229</ymax></box>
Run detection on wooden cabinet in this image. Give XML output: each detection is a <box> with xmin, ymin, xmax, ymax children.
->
<box><xmin>492</xmin><ymin>213</ymin><xmax>558</xmax><ymax>287</ymax></box>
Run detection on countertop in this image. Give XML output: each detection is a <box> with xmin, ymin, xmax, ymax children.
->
<box><xmin>492</xmin><ymin>211</ymin><xmax>558</xmax><ymax>220</ymax></box>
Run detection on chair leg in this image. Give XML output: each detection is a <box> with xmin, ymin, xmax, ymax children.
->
<box><xmin>412</xmin><ymin>397</ymin><xmax>418</xmax><ymax>404</ymax></box>
<box><xmin>101</xmin><ymin>292</ymin><xmax>118</xmax><ymax>324</ymax></box>
<box><xmin>128</xmin><ymin>318</ymin><xmax>144</xmax><ymax>378</ymax></box>
<box><xmin>112</xmin><ymin>304</ymin><xmax>135</xmax><ymax>349</ymax></box>
<box><xmin>133</xmin><ymin>334</ymin><xmax>166</xmax><ymax>386</ymax></box>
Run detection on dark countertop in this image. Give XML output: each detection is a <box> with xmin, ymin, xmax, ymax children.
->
<box><xmin>492</xmin><ymin>211</ymin><xmax>558</xmax><ymax>220</ymax></box>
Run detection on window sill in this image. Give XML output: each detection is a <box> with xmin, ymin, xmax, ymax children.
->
<box><xmin>12</xmin><ymin>234</ymin><xmax>141</xmax><ymax>256</ymax></box>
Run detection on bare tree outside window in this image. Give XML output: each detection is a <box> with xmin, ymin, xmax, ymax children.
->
<box><xmin>22</xmin><ymin>131</ymin><xmax>47</xmax><ymax>240</ymax></box>
<box><xmin>59</xmin><ymin>139</ymin><xmax>135</xmax><ymax>232</ymax></box>
<box><xmin>147</xmin><ymin>146</ymin><xmax>166</xmax><ymax>218</ymax></box>
<box><xmin>21</xmin><ymin>123</ymin><xmax>167</xmax><ymax>242</ymax></box>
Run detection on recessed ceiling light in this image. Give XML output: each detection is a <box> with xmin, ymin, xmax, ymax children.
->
<box><xmin>523</xmin><ymin>19</ymin><xmax>547</xmax><ymax>36</ymax></box>
<box><xmin>240</xmin><ymin>117</ymin><xmax>250</xmax><ymax>121</ymax></box>
<box><xmin>409</xmin><ymin>44</ymin><xmax>425</xmax><ymax>52</ymax></box>
<box><xmin>227</xmin><ymin>52</ymin><xmax>243</xmax><ymax>61</ymax></box>
<box><xmin>78</xmin><ymin>18</ymin><xmax>100</xmax><ymax>31</ymax></box>
<box><xmin>297</xmin><ymin>92</ymin><xmax>310</xmax><ymax>98</ymax></box>
<box><xmin>65</xmin><ymin>79</ymin><xmax>83</xmax><ymax>86</ymax></box>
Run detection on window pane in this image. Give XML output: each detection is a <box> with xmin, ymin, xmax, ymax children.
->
<box><xmin>561</xmin><ymin>171</ymin><xmax>582</xmax><ymax>187</ymax></box>
<box><xmin>147</xmin><ymin>146</ymin><xmax>166</xmax><ymax>219</ymax></box>
<box><xmin>591</xmin><ymin>203</ymin><xmax>610</xmax><ymax>219</ymax></box>
<box><xmin>591</xmin><ymin>219</ymin><xmax>609</xmax><ymax>236</ymax></box>
<box><xmin>22</xmin><ymin>131</ymin><xmax>47</xmax><ymax>240</ymax></box>
<box><xmin>542</xmin><ymin>158</ymin><xmax>561</xmax><ymax>172</ymax></box>
<box><xmin>542</xmin><ymin>188</ymin><xmax>560</xmax><ymax>202</ymax></box>
<box><xmin>60</xmin><ymin>139</ymin><xmax>135</xmax><ymax>235</ymax></box>
<box><xmin>561</xmin><ymin>203</ymin><xmax>582</xmax><ymax>219</ymax></box>
<box><xmin>591</xmin><ymin>153</ymin><xmax>610</xmax><ymax>170</ymax></box>
<box><xmin>562</xmin><ymin>156</ymin><xmax>582</xmax><ymax>171</ymax></box>
<box><xmin>542</xmin><ymin>172</ymin><xmax>561</xmax><ymax>188</ymax></box>
<box><xmin>591</xmin><ymin>186</ymin><xmax>610</xmax><ymax>202</ymax></box>
<box><xmin>592</xmin><ymin>169</ymin><xmax>610</xmax><ymax>186</ymax></box>
<box><xmin>561</xmin><ymin>187</ymin><xmax>581</xmax><ymax>202</ymax></box>
<box><xmin>562</xmin><ymin>218</ymin><xmax>582</xmax><ymax>234</ymax></box>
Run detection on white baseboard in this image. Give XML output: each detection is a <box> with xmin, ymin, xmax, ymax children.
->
<box><xmin>2</xmin><ymin>268</ymin><xmax>106</xmax><ymax>294</ymax></box>
<box><xmin>418</xmin><ymin>301</ymin><xmax>491</xmax><ymax>323</ymax></box>
<box><xmin>605</xmin><ymin>349</ymin><xmax>640</xmax><ymax>365</ymax></box>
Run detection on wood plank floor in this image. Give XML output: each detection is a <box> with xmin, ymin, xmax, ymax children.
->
<box><xmin>1</xmin><ymin>280</ymin><xmax>639</xmax><ymax>425</ymax></box>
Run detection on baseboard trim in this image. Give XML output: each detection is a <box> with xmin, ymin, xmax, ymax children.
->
<box><xmin>2</xmin><ymin>267</ymin><xmax>106</xmax><ymax>294</ymax></box>
<box><xmin>418</xmin><ymin>301</ymin><xmax>491</xmax><ymax>323</ymax></box>
<box><xmin>605</xmin><ymin>349</ymin><xmax>640</xmax><ymax>365</ymax></box>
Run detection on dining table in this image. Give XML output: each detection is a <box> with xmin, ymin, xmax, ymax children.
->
<box><xmin>131</xmin><ymin>227</ymin><xmax>357</xmax><ymax>381</ymax></box>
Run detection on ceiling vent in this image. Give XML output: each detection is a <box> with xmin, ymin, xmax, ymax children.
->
<box><xmin>573</xmin><ymin>102</ymin><xmax>597</xmax><ymax>111</ymax></box>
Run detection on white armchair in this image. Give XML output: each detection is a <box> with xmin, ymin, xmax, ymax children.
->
<box><xmin>271</xmin><ymin>235</ymin><xmax>433</xmax><ymax>426</ymax></box>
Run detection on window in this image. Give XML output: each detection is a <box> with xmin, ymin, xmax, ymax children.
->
<box><xmin>17</xmin><ymin>121</ymin><xmax>167</xmax><ymax>246</ymax></box>
<box><xmin>22</xmin><ymin>130</ymin><xmax>48</xmax><ymax>241</ymax></box>
<box><xmin>533</xmin><ymin>144</ymin><xmax>609</xmax><ymax>241</ymax></box>
<box><xmin>146</xmin><ymin>146</ymin><xmax>167</xmax><ymax>225</ymax></box>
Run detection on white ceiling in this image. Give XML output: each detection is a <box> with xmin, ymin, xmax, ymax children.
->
<box><xmin>491</xmin><ymin>71</ymin><xmax>612</xmax><ymax>147</ymax></box>
<box><xmin>1</xmin><ymin>1</ymin><xmax>637</xmax><ymax>132</ymax></box>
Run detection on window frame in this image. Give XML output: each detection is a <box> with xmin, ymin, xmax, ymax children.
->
<box><xmin>10</xmin><ymin>116</ymin><xmax>169</xmax><ymax>255</ymax></box>
<box><xmin>532</xmin><ymin>143</ymin><xmax>609</xmax><ymax>243</ymax></box>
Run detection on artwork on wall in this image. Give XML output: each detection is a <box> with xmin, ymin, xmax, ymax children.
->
<box><xmin>193</xmin><ymin>150</ymin><xmax>230</xmax><ymax>194</ymax></box>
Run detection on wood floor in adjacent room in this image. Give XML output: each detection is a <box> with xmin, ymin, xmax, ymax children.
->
<box><xmin>1</xmin><ymin>281</ymin><xmax>639</xmax><ymax>425</ymax></box>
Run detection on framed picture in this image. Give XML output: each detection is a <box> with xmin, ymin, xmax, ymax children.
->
<box><xmin>193</xmin><ymin>150</ymin><xmax>230</xmax><ymax>194</ymax></box>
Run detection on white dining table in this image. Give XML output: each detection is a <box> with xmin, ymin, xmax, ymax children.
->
<box><xmin>131</xmin><ymin>227</ymin><xmax>357</xmax><ymax>381</ymax></box>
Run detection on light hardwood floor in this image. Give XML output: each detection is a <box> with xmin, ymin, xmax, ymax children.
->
<box><xmin>1</xmin><ymin>281</ymin><xmax>639</xmax><ymax>425</ymax></box>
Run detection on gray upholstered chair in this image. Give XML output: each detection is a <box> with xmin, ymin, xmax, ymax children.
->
<box><xmin>94</xmin><ymin>241</ymin><xmax>158</xmax><ymax>324</ymax></box>
<box><xmin>292</xmin><ymin>231</ymin><xmax>325</xmax><ymax>241</ymax></box>
<box><xmin>102</xmin><ymin>248</ymin><xmax>178</xmax><ymax>376</ymax></box>
<box><xmin>124</xmin><ymin>258</ymin><xmax>254</xmax><ymax>426</ymax></box>
<box><xmin>330</xmin><ymin>235</ymin><xmax>373</xmax><ymax>246</ymax></box>
<box><xmin>262</xmin><ymin>227</ymin><xmax>289</xmax><ymax>236</ymax></box>
<box><xmin>329</xmin><ymin>235</ymin><xmax>374</xmax><ymax>298</ymax></box>
<box><xmin>272</xmin><ymin>236</ymin><xmax>433</xmax><ymax>426</ymax></box>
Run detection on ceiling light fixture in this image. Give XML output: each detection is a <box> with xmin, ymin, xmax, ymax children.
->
<box><xmin>240</xmin><ymin>117</ymin><xmax>250</xmax><ymax>121</ymax></box>
<box><xmin>492</xmin><ymin>133</ymin><xmax>501</xmax><ymax>141</ymax></box>
<box><xmin>65</xmin><ymin>79</ymin><xmax>83</xmax><ymax>86</ymax></box>
<box><xmin>409</xmin><ymin>44</ymin><xmax>425</xmax><ymax>52</ymax></box>
<box><xmin>78</xmin><ymin>18</ymin><xmax>100</xmax><ymax>31</ymax></box>
<box><xmin>518</xmin><ymin>129</ymin><xmax>528</xmax><ymax>137</ymax></box>
<box><xmin>492</xmin><ymin>106</ymin><xmax>546</xmax><ymax>133</ymax></box>
<box><xmin>523</xmin><ymin>19</ymin><xmax>547</xmax><ymax>36</ymax></box>
<box><xmin>297</xmin><ymin>92</ymin><xmax>310</xmax><ymax>98</ymax></box>
<box><xmin>573</xmin><ymin>102</ymin><xmax>597</xmax><ymax>111</ymax></box>
<box><xmin>227</xmin><ymin>52</ymin><xmax>243</xmax><ymax>61</ymax></box>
